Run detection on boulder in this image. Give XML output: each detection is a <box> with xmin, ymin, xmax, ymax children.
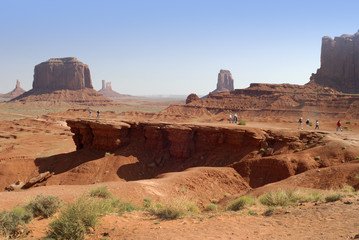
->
<box><xmin>309</xmin><ymin>30</ymin><xmax>359</xmax><ymax>93</ymax></box>
<box><xmin>33</xmin><ymin>57</ymin><xmax>93</xmax><ymax>91</ymax></box>
<box><xmin>23</xmin><ymin>171</ymin><xmax>54</xmax><ymax>188</ymax></box>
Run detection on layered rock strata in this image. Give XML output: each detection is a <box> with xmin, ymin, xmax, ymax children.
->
<box><xmin>33</xmin><ymin>57</ymin><xmax>93</xmax><ymax>91</ymax></box>
<box><xmin>310</xmin><ymin>31</ymin><xmax>359</xmax><ymax>93</ymax></box>
<box><xmin>67</xmin><ymin>119</ymin><xmax>329</xmax><ymax>187</ymax></box>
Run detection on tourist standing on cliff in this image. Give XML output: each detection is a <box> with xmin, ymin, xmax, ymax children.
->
<box><xmin>229</xmin><ymin>114</ymin><xmax>232</xmax><ymax>123</ymax></box>
<box><xmin>89</xmin><ymin>109</ymin><xmax>92</xmax><ymax>117</ymax></box>
<box><xmin>306</xmin><ymin>119</ymin><xmax>310</xmax><ymax>127</ymax></box>
<box><xmin>234</xmin><ymin>113</ymin><xmax>238</xmax><ymax>124</ymax></box>
<box><xmin>337</xmin><ymin>120</ymin><xmax>342</xmax><ymax>132</ymax></box>
<box><xmin>97</xmin><ymin>110</ymin><xmax>100</xmax><ymax>119</ymax></box>
<box><xmin>298</xmin><ymin>117</ymin><xmax>303</xmax><ymax>130</ymax></box>
<box><xmin>315</xmin><ymin>120</ymin><xmax>319</xmax><ymax>130</ymax></box>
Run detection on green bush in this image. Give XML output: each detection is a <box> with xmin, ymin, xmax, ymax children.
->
<box><xmin>211</xmin><ymin>199</ymin><xmax>219</xmax><ymax>204</ymax></box>
<box><xmin>263</xmin><ymin>206</ymin><xmax>275</xmax><ymax>216</ymax></box>
<box><xmin>143</xmin><ymin>198</ymin><xmax>152</xmax><ymax>208</ymax></box>
<box><xmin>238</xmin><ymin>120</ymin><xmax>246</xmax><ymax>126</ymax></box>
<box><xmin>346</xmin><ymin>121</ymin><xmax>351</xmax><ymax>125</ymax></box>
<box><xmin>294</xmin><ymin>149</ymin><xmax>301</xmax><ymax>152</ymax></box>
<box><xmin>341</xmin><ymin>185</ymin><xmax>355</xmax><ymax>193</ymax></box>
<box><xmin>325</xmin><ymin>194</ymin><xmax>342</xmax><ymax>202</ymax></box>
<box><xmin>259</xmin><ymin>190</ymin><xmax>291</xmax><ymax>206</ymax></box>
<box><xmin>314</xmin><ymin>156</ymin><xmax>320</xmax><ymax>160</ymax></box>
<box><xmin>149</xmin><ymin>199</ymin><xmax>200</xmax><ymax>219</ymax></box>
<box><xmin>355</xmin><ymin>156</ymin><xmax>359</xmax><ymax>160</ymax></box>
<box><xmin>104</xmin><ymin>152</ymin><xmax>111</xmax><ymax>157</ymax></box>
<box><xmin>25</xmin><ymin>194</ymin><xmax>62</xmax><ymax>218</ymax></box>
<box><xmin>0</xmin><ymin>209</ymin><xmax>29</xmax><ymax>239</ymax></box>
<box><xmin>309</xmin><ymin>122</ymin><xmax>313</xmax><ymax>127</ymax></box>
<box><xmin>205</xmin><ymin>203</ymin><xmax>219</xmax><ymax>211</ymax></box>
<box><xmin>11</xmin><ymin>206</ymin><xmax>33</xmax><ymax>223</ymax></box>
<box><xmin>259</xmin><ymin>148</ymin><xmax>265</xmax><ymax>153</ymax></box>
<box><xmin>113</xmin><ymin>199</ymin><xmax>137</xmax><ymax>215</ymax></box>
<box><xmin>227</xmin><ymin>196</ymin><xmax>254</xmax><ymax>211</ymax></box>
<box><xmin>48</xmin><ymin>196</ymin><xmax>114</xmax><ymax>240</ymax></box>
<box><xmin>90</xmin><ymin>186</ymin><xmax>114</xmax><ymax>199</ymax></box>
<box><xmin>344</xmin><ymin>126</ymin><xmax>349</xmax><ymax>131</ymax></box>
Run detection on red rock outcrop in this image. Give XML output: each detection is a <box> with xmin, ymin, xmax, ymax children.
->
<box><xmin>98</xmin><ymin>80</ymin><xmax>129</xmax><ymax>98</ymax></box>
<box><xmin>66</xmin><ymin>119</ymin><xmax>343</xmax><ymax>187</ymax></box>
<box><xmin>33</xmin><ymin>57</ymin><xmax>93</xmax><ymax>91</ymax></box>
<box><xmin>309</xmin><ymin>31</ymin><xmax>359</xmax><ymax>93</ymax></box>
<box><xmin>162</xmin><ymin>83</ymin><xmax>359</xmax><ymax>121</ymax></box>
<box><xmin>212</xmin><ymin>69</ymin><xmax>234</xmax><ymax>93</ymax></box>
<box><xmin>0</xmin><ymin>80</ymin><xmax>26</xmax><ymax>99</ymax></box>
<box><xmin>185</xmin><ymin>93</ymin><xmax>199</xmax><ymax>104</ymax></box>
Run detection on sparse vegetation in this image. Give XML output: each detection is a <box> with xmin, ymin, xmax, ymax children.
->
<box><xmin>346</xmin><ymin>121</ymin><xmax>351</xmax><ymax>125</ymax></box>
<box><xmin>344</xmin><ymin>126</ymin><xmax>349</xmax><ymax>131</ymax></box>
<box><xmin>309</xmin><ymin>122</ymin><xmax>313</xmax><ymax>127</ymax></box>
<box><xmin>149</xmin><ymin>199</ymin><xmax>200</xmax><ymax>219</ymax></box>
<box><xmin>263</xmin><ymin>206</ymin><xmax>275</xmax><ymax>216</ymax></box>
<box><xmin>90</xmin><ymin>186</ymin><xmax>114</xmax><ymax>199</ymax></box>
<box><xmin>25</xmin><ymin>194</ymin><xmax>62</xmax><ymax>218</ymax></box>
<box><xmin>0</xmin><ymin>209</ymin><xmax>30</xmax><ymax>239</ymax></box>
<box><xmin>143</xmin><ymin>198</ymin><xmax>152</xmax><ymax>208</ymax></box>
<box><xmin>314</xmin><ymin>156</ymin><xmax>321</xmax><ymax>160</ymax></box>
<box><xmin>355</xmin><ymin>174</ymin><xmax>359</xmax><ymax>181</ymax></box>
<box><xmin>294</xmin><ymin>148</ymin><xmax>301</xmax><ymax>152</ymax></box>
<box><xmin>211</xmin><ymin>199</ymin><xmax>219</xmax><ymax>204</ymax></box>
<box><xmin>342</xmin><ymin>146</ymin><xmax>347</xmax><ymax>150</ymax></box>
<box><xmin>205</xmin><ymin>203</ymin><xmax>219</xmax><ymax>211</ymax></box>
<box><xmin>259</xmin><ymin>148</ymin><xmax>265</xmax><ymax>153</ymax></box>
<box><xmin>355</xmin><ymin>156</ymin><xmax>359</xmax><ymax>160</ymax></box>
<box><xmin>227</xmin><ymin>196</ymin><xmax>255</xmax><ymax>211</ymax></box>
<box><xmin>104</xmin><ymin>152</ymin><xmax>111</xmax><ymax>157</ymax></box>
<box><xmin>259</xmin><ymin>189</ymin><xmax>323</xmax><ymax>207</ymax></box>
<box><xmin>238</xmin><ymin>120</ymin><xmax>246</xmax><ymax>126</ymax></box>
<box><xmin>325</xmin><ymin>194</ymin><xmax>342</xmax><ymax>202</ymax></box>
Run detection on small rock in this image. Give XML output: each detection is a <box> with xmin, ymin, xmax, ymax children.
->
<box><xmin>344</xmin><ymin>201</ymin><xmax>353</xmax><ymax>205</ymax></box>
<box><xmin>354</xmin><ymin>234</ymin><xmax>359</xmax><ymax>239</ymax></box>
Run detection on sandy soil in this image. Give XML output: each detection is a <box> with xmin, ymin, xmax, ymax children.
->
<box><xmin>0</xmin><ymin>106</ymin><xmax>359</xmax><ymax>240</ymax></box>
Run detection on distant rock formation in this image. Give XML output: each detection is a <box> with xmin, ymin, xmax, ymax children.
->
<box><xmin>0</xmin><ymin>80</ymin><xmax>26</xmax><ymax>99</ymax></box>
<box><xmin>186</xmin><ymin>93</ymin><xmax>199</xmax><ymax>104</ymax></box>
<box><xmin>309</xmin><ymin>30</ymin><xmax>359</xmax><ymax>93</ymax></box>
<box><xmin>98</xmin><ymin>80</ymin><xmax>130</xmax><ymax>98</ymax></box>
<box><xmin>12</xmin><ymin>58</ymin><xmax>113</xmax><ymax>105</ymax></box>
<box><xmin>33</xmin><ymin>57</ymin><xmax>93</xmax><ymax>91</ymax></box>
<box><xmin>212</xmin><ymin>70</ymin><xmax>234</xmax><ymax>94</ymax></box>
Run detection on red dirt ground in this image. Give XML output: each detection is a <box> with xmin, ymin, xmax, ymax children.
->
<box><xmin>0</xmin><ymin>103</ymin><xmax>359</xmax><ymax>239</ymax></box>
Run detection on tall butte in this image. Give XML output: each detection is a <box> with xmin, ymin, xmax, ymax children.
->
<box><xmin>13</xmin><ymin>57</ymin><xmax>112</xmax><ymax>105</ymax></box>
<box><xmin>0</xmin><ymin>80</ymin><xmax>25</xmax><ymax>99</ymax></box>
<box><xmin>309</xmin><ymin>30</ymin><xmax>359</xmax><ymax>93</ymax></box>
<box><xmin>212</xmin><ymin>69</ymin><xmax>234</xmax><ymax>94</ymax></box>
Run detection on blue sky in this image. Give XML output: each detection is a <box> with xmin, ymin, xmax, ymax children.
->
<box><xmin>1</xmin><ymin>0</ymin><xmax>359</xmax><ymax>95</ymax></box>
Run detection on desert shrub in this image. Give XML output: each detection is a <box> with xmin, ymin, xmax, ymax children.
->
<box><xmin>325</xmin><ymin>194</ymin><xmax>342</xmax><ymax>202</ymax></box>
<box><xmin>238</xmin><ymin>120</ymin><xmax>246</xmax><ymax>126</ymax></box>
<box><xmin>211</xmin><ymin>199</ymin><xmax>219</xmax><ymax>204</ymax></box>
<box><xmin>113</xmin><ymin>199</ymin><xmax>137</xmax><ymax>215</ymax></box>
<box><xmin>346</xmin><ymin>121</ymin><xmax>351</xmax><ymax>125</ymax></box>
<box><xmin>342</xmin><ymin>146</ymin><xmax>347</xmax><ymax>149</ymax></box>
<box><xmin>247</xmin><ymin>210</ymin><xmax>257</xmax><ymax>216</ymax></box>
<box><xmin>355</xmin><ymin>156</ymin><xmax>359</xmax><ymax>160</ymax></box>
<box><xmin>344</xmin><ymin>126</ymin><xmax>350</xmax><ymax>131</ymax></box>
<box><xmin>224</xmin><ymin>193</ymin><xmax>231</xmax><ymax>197</ymax></box>
<box><xmin>263</xmin><ymin>206</ymin><xmax>275</xmax><ymax>216</ymax></box>
<box><xmin>291</xmin><ymin>189</ymin><xmax>323</xmax><ymax>202</ymax></box>
<box><xmin>355</xmin><ymin>174</ymin><xmax>359</xmax><ymax>181</ymax></box>
<box><xmin>259</xmin><ymin>148</ymin><xmax>265</xmax><ymax>153</ymax></box>
<box><xmin>205</xmin><ymin>203</ymin><xmax>219</xmax><ymax>211</ymax></box>
<box><xmin>314</xmin><ymin>156</ymin><xmax>320</xmax><ymax>160</ymax></box>
<box><xmin>11</xmin><ymin>206</ymin><xmax>33</xmax><ymax>223</ymax></box>
<box><xmin>294</xmin><ymin>148</ymin><xmax>301</xmax><ymax>152</ymax></box>
<box><xmin>104</xmin><ymin>152</ymin><xmax>111</xmax><ymax>157</ymax></box>
<box><xmin>90</xmin><ymin>186</ymin><xmax>114</xmax><ymax>199</ymax></box>
<box><xmin>25</xmin><ymin>194</ymin><xmax>62</xmax><ymax>218</ymax></box>
<box><xmin>341</xmin><ymin>185</ymin><xmax>355</xmax><ymax>193</ymax></box>
<box><xmin>309</xmin><ymin>122</ymin><xmax>313</xmax><ymax>127</ymax></box>
<box><xmin>48</xmin><ymin>195</ymin><xmax>113</xmax><ymax>240</ymax></box>
<box><xmin>227</xmin><ymin>196</ymin><xmax>255</xmax><ymax>211</ymax></box>
<box><xmin>143</xmin><ymin>198</ymin><xmax>152</xmax><ymax>208</ymax></box>
<box><xmin>259</xmin><ymin>190</ymin><xmax>291</xmax><ymax>206</ymax></box>
<box><xmin>149</xmin><ymin>199</ymin><xmax>200</xmax><ymax>219</ymax></box>
<box><xmin>0</xmin><ymin>209</ymin><xmax>29</xmax><ymax>239</ymax></box>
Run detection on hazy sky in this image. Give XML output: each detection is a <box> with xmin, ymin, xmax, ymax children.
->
<box><xmin>1</xmin><ymin>0</ymin><xmax>359</xmax><ymax>96</ymax></box>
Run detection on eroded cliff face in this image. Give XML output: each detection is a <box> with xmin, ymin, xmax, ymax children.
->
<box><xmin>33</xmin><ymin>57</ymin><xmax>93</xmax><ymax>91</ymax></box>
<box><xmin>310</xmin><ymin>31</ymin><xmax>359</xmax><ymax>93</ymax></box>
<box><xmin>66</xmin><ymin>119</ymin><xmax>331</xmax><ymax>187</ymax></box>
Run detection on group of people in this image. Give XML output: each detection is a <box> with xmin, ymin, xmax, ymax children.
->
<box><xmin>298</xmin><ymin>117</ymin><xmax>343</xmax><ymax>132</ymax></box>
<box><xmin>88</xmin><ymin>109</ymin><xmax>100</xmax><ymax>119</ymax></box>
<box><xmin>229</xmin><ymin>113</ymin><xmax>238</xmax><ymax>123</ymax></box>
